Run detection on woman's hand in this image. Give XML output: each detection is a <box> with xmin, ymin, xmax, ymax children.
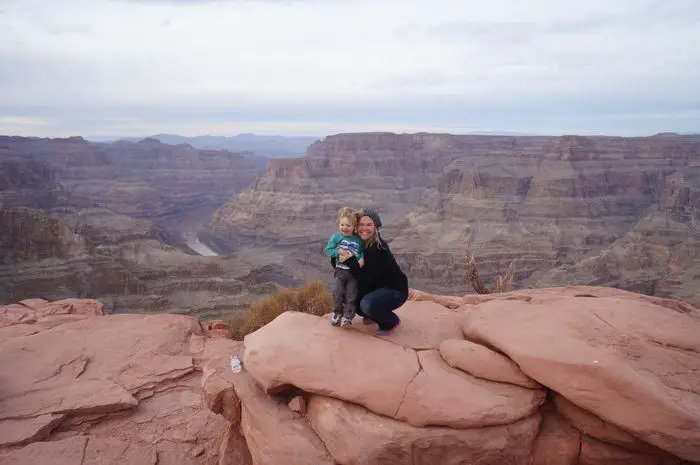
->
<box><xmin>338</xmin><ymin>250</ymin><xmax>352</xmax><ymax>262</ymax></box>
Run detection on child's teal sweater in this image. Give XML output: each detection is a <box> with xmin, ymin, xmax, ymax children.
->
<box><xmin>324</xmin><ymin>232</ymin><xmax>364</xmax><ymax>269</ymax></box>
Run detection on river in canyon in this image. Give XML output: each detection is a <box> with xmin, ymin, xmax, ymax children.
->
<box><xmin>184</xmin><ymin>233</ymin><xmax>218</xmax><ymax>256</ymax></box>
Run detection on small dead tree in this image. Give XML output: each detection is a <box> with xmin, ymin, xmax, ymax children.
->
<box><xmin>465</xmin><ymin>232</ymin><xmax>516</xmax><ymax>294</ymax></box>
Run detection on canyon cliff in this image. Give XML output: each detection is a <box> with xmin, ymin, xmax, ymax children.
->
<box><xmin>209</xmin><ymin>132</ymin><xmax>700</xmax><ymax>305</ymax></box>
<box><xmin>0</xmin><ymin>136</ymin><xmax>298</xmax><ymax>317</ymax></box>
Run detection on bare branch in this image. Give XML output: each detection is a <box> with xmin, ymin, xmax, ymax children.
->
<box><xmin>466</xmin><ymin>245</ymin><xmax>491</xmax><ymax>294</ymax></box>
<box><xmin>466</xmin><ymin>239</ymin><xmax>516</xmax><ymax>294</ymax></box>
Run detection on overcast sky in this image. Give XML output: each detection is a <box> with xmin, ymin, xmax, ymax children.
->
<box><xmin>1</xmin><ymin>0</ymin><xmax>698</xmax><ymax>137</ymax></box>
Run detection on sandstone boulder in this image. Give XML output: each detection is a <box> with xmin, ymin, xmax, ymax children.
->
<box><xmin>306</xmin><ymin>394</ymin><xmax>540</xmax><ymax>465</ymax></box>
<box><xmin>244</xmin><ymin>309</ymin><xmax>543</xmax><ymax>428</ymax></box>
<box><xmin>463</xmin><ymin>286</ymin><xmax>700</xmax><ymax>461</ymax></box>
<box><xmin>244</xmin><ymin>311</ymin><xmax>418</xmax><ymax>417</ymax></box>
<box><xmin>439</xmin><ymin>338</ymin><xmax>541</xmax><ymax>388</ymax></box>
<box><xmin>554</xmin><ymin>394</ymin><xmax>673</xmax><ymax>457</ymax></box>
<box><xmin>352</xmin><ymin>300</ymin><xmax>465</xmax><ymax>349</ymax></box>
<box><xmin>395</xmin><ymin>350</ymin><xmax>545</xmax><ymax>427</ymax></box>
<box><xmin>231</xmin><ymin>372</ymin><xmax>335</xmax><ymax>465</ymax></box>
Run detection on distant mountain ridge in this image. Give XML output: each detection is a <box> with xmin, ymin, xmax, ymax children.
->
<box><xmin>90</xmin><ymin>133</ymin><xmax>322</xmax><ymax>158</ymax></box>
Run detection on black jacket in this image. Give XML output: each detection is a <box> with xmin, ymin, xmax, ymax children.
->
<box><xmin>332</xmin><ymin>239</ymin><xmax>409</xmax><ymax>300</ymax></box>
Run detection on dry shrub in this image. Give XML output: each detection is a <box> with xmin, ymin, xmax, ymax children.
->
<box><xmin>226</xmin><ymin>312</ymin><xmax>248</xmax><ymax>341</ymax></box>
<box><xmin>227</xmin><ymin>280</ymin><xmax>332</xmax><ymax>340</ymax></box>
<box><xmin>295</xmin><ymin>280</ymin><xmax>333</xmax><ymax>316</ymax></box>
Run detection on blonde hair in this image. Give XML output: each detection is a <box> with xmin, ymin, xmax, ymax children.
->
<box><xmin>337</xmin><ymin>206</ymin><xmax>358</xmax><ymax>228</ymax></box>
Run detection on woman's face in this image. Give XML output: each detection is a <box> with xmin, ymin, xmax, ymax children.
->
<box><xmin>357</xmin><ymin>216</ymin><xmax>376</xmax><ymax>241</ymax></box>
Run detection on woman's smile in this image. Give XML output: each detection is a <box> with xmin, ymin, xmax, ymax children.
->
<box><xmin>357</xmin><ymin>217</ymin><xmax>376</xmax><ymax>240</ymax></box>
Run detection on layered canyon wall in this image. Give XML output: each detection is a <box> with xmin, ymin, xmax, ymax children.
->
<box><xmin>209</xmin><ymin>132</ymin><xmax>700</xmax><ymax>305</ymax></box>
<box><xmin>0</xmin><ymin>136</ymin><xmax>296</xmax><ymax>318</ymax></box>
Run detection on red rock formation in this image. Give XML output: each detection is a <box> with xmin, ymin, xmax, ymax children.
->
<box><xmin>231</xmin><ymin>285</ymin><xmax>699</xmax><ymax>464</ymax></box>
<box><xmin>0</xmin><ymin>297</ymin><xmax>250</xmax><ymax>464</ymax></box>
<box><xmin>2</xmin><ymin>285</ymin><xmax>700</xmax><ymax>464</ymax></box>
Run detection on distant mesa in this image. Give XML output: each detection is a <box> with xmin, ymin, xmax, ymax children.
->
<box><xmin>94</xmin><ymin>133</ymin><xmax>324</xmax><ymax>159</ymax></box>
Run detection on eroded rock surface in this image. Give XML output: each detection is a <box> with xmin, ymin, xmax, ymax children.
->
<box><xmin>0</xmin><ymin>298</ymin><xmax>248</xmax><ymax>464</ymax></box>
<box><xmin>4</xmin><ymin>286</ymin><xmax>700</xmax><ymax>465</ymax></box>
<box><xmin>236</xmin><ymin>286</ymin><xmax>700</xmax><ymax>465</ymax></box>
<box><xmin>463</xmin><ymin>286</ymin><xmax>700</xmax><ymax>461</ymax></box>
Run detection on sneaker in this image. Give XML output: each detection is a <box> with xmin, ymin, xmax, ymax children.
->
<box><xmin>377</xmin><ymin>318</ymin><xmax>401</xmax><ymax>335</ymax></box>
<box><xmin>362</xmin><ymin>317</ymin><xmax>374</xmax><ymax>325</ymax></box>
<box><xmin>330</xmin><ymin>314</ymin><xmax>342</xmax><ymax>326</ymax></box>
<box><xmin>340</xmin><ymin>317</ymin><xmax>353</xmax><ymax>327</ymax></box>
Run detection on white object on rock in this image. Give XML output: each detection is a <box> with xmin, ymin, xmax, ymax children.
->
<box><xmin>230</xmin><ymin>356</ymin><xmax>242</xmax><ymax>373</ymax></box>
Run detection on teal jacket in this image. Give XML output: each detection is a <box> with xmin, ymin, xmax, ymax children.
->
<box><xmin>324</xmin><ymin>232</ymin><xmax>364</xmax><ymax>263</ymax></box>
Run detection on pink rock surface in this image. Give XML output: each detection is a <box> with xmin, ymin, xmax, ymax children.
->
<box><xmin>395</xmin><ymin>350</ymin><xmax>545</xmax><ymax>428</ymax></box>
<box><xmin>439</xmin><ymin>338</ymin><xmax>541</xmax><ymax>388</ymax></box>
<box><xmin>244</xmin><ymin>311</ymin><xmax>418</xmax><ymax>418</ymax></box>
<box><xmin>532</xmin><ymin>405</ymin><xmax>580</xmax><ymax>465</ymax></box>
<box><xmin>4</xmin><ymin>287</ymin><xmax>698</xmax><ymax>465</ymax></box>
<box><xmin>0</xmin><ymin>300</ymin><xmax>247</xmax><ymax>464</ymax></box>
<box><xmin>463</xmin><ymin>287</ymin><xmax>700</xmax><ymax>461</ymax></box>
<box><xmin>554</xmin><ymin>394</ymin><xmax>673</xmax><ymax>457</ymax></box>
<box><xmin>306</xmin><ymin>394</ymin><xmax>541</xmax><ymax>465</ymax></box>
<box><xmin>578</xmin><ymin>436</ymin><xmax>682</xmax><ymax>465</ymax></box>
<box><xmin>348</xmin><ymin>300</ymin><xmax>465</xmax><ymax>349</ymax></box>
<box><xmin>244</xmin><ymin>310</ymin><xmax>542</xmax><ymax>427</ymax></box>
<box><xmin>0</xmin><ymin>414</ymin><xmax>66</xmax><ymax>447</ymax></box>
<box><xmin>407</xmin><ymin>288</ymin><xmax>465</xmax><ymax>309</ymax></box>
<box><xmin>231</xmin><ymin>371</ymin><xmax>335</xmax><ymax>465</ymax></box>
<box><xmin>0</xmin><ymin>436</ymin><xmax>157</xmax><ymax>465</ymax></box>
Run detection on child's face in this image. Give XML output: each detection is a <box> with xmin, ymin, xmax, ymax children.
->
<box><xmin>338</xmin><ymin>217</ymin><xmax>355</xmax><ymax>236</ymax></box>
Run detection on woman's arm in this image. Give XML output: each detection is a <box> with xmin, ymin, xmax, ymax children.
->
<box><xmin>345</xmin><ymin>248</ymin><xmax>388</xmax><ymax>288</ymax></box>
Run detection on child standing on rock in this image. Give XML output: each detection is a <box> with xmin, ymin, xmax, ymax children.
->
<box><xmin>324</xmin><ymin>207</ymin><xmax>364</xmax><ymax>327</ymax></box>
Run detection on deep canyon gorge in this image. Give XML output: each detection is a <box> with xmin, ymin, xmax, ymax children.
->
<box><xmin>1</xmin><ymin>131</ymin><xmax>699</xmax><ymax>318</ymax></box>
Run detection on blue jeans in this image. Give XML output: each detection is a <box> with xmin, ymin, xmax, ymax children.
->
<box><xmin>358</xmin><ymin>288</ymin><xmax>408</xmax><ymax>331</ymax></box>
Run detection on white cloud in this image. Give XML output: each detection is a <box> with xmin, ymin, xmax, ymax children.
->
<box><xmin>0</xmin><ymin>0</ymin><xmax>698</xmax><ymax>136</ymax></box>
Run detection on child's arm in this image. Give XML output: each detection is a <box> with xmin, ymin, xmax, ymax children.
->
<box><xmin>324</xmin><ymin>233</ymin><xmax>342</xmax><ymax>257</ymax></box>
<box><xmin>355</xmin><ymin>238</ymin><xmax>365</xmax><ymax>261</ymax></box>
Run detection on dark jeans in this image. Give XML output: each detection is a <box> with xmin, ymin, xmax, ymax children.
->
<box><xmin>332</xmin><ymin>268</ymin><xmax>358</xmax><ymax>320</ymax></box>
<box><xmin>357</xmin><ymin>288</ymin><xmax>408</xmax><ymax>330</ymax></box>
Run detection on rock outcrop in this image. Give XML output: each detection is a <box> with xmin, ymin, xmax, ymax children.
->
<box><xmin>0</xmin><ymin>297</ymin><xmax>250</xmax><ymax>464</ymax></box>
<box><xmin>209</xmin><ymin>132</ymin><xmax>700</xmax><ymax>306</ymax></box>
<box><xmin>206</xmin><ymin>285</ymin><xmax>699</xmax><ymax>464</ymax></box>
<box><xmin>2</xmin><ymin>285</ymin><xmax>699</xmax><ymax>464</ymax></box>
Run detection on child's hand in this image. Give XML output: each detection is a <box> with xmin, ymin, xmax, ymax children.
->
<box><xmin>338</xmin><ymin>250</ymin><xmax>352</xmax><ymax>262</ymax></box>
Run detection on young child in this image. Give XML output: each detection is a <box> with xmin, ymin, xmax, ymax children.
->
<box><xmin>324</xmin><ymin>207</ymin><xmax>364</xmax><ymax>327</ymax></box>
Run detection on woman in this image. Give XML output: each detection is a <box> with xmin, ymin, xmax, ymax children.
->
<box><xmin>337</xmin><ymin>208</ymin><xmax>408</xmax><ymax>333</ymax></box>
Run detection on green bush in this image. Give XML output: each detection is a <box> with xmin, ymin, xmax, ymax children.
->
<box><xmin>228</xmin><ymin>280</ymin><xmax>332</xmax><ymax>340</ymax></box>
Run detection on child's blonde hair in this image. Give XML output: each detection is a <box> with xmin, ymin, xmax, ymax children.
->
<box><xmin>337</xmin><ymin>206</ymin><xmax>359</xmax><ymax>227</ymax></box>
